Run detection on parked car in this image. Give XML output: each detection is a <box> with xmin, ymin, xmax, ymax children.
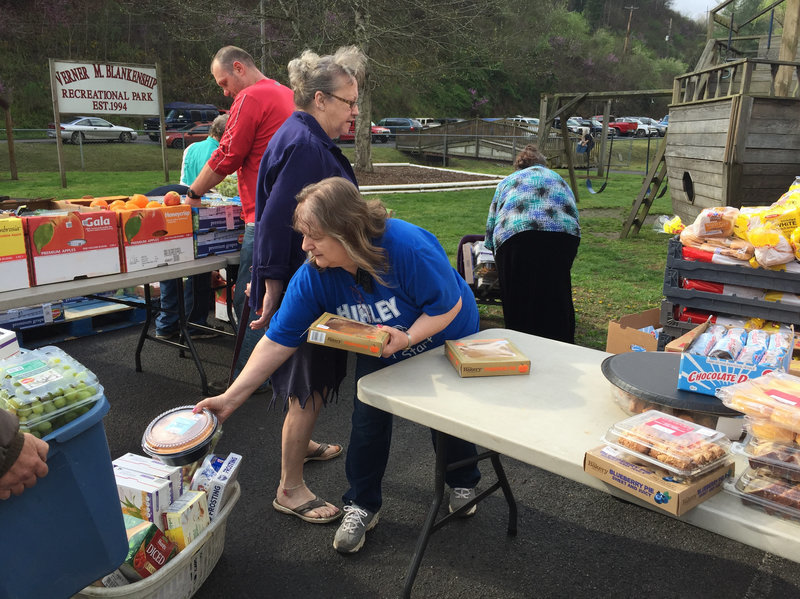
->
<box><xmin>630</xmin><ymin>116</ymin><xmax>666</xmax><ymax>137</ymax></box>
<box><xmin>376</xmin><ymin>118</ymin><xmax>424</xmax><ymax>138</ymax></box>
<box><xmin>47</xmin><ymin>116</ymin><xmax>138</xmax><ymax>144</ymax></box>
<box><xmin>432</xmin><ymin>118</ymin><xmax>464</xmax><ymax>126</ymax></box>
<box><xmin>337</xmin><ymin>121</ymin><xmax>391</xmax><ymax>143</ymax></box>
<box><xmin>619</xmin><ymin>117</ymin><xmax>659</xmax><ymax>137</ymax></box>
<box><xmin>553</xmin><ymin>117</ymin><xmax>590</xmax><ymax>135</ymax></box>
<box><xmin>659</xmin><ymin>115</ymin><xmax>669</xmax><ymax>130</ymax></box>
<box><xmin>509</xmin><ymin>116</ymin><xmax>539</xmax><ymax>129</ymax></box>
<box><xmin>415</xmin><ymin>118</ymin><xmax>440</xmax><ymax>128</ymax></box>
<box><xmin>144</xmin><ymin>102</ymin><xmax>223</xmax><ymax>142</ymax></box>
<box><xmin>164</xmin><ymin>122</ymin><xmax>213</xmax><ymax>149</ymax></box>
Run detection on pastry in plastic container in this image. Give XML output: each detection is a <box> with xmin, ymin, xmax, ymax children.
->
<box><xmin>602</xmin><ymin>410</ymin><xmax>731</xmax><ymax>477</ymax></box>
<box><xmin>733</xmin><ymin>432</ymin><xmax>800</xmax><ymax>482</ymax></box>
<box><xmin>608</xmin><ymin>382</ymin><xmax>720</xmax><ymax>430</ymax></box>
<box><xmin>724</xmin><ymin>466</ymin><xmax>800</xmax><ymax>522</ymax></box>
<box><xmin>142</xmin><ymin>406</ymin><xmax>218</xmax><ymax>466</ymax></box>
<box><xmin>716</xmin><ymin>371</ymin><xmax>800</xmax><ymax>433</ymax></box>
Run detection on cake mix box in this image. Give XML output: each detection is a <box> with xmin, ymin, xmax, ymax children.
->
<box><xmin>113</xmin><ymin>453</ymin><xmax>184</xmax><ymax>503</ymax></box>
<box><xmin>678</xmin><ymin>321</ymin><xmax>794</xmax><ymax>396</ymax></box>
<box><xmin>445</xmin><ymin>338</ymin><xmax>530</xmax><ymax>377</ymax></box>
<box><xmin>163</xmin><ymin>490</ymin><xmax>209</xmax><ymax>551</ymax></box>
<box><xmin>0</xmin><ymin>217</ymin><xmax>29</xmax><ymax>292</ymax></box>
<box><xmin>583</xmin><ymin>445</ymin><xmax>733</xmax><ymax>516</ymax></box>
<box><xmin>307</xmin><ymin>312</ymin><xmax>390</xmax><ymax>357</ymax></box>
<box><xmin>114</xmin><ymin>467</ymin><xmax>171</xmax><ymax>530</ymax></box>
<box><xmin>23</xmin><ymin>209</ymin><xmax>121</xmax><ymax>285</ymax></box>
<box><xmin>117</xmin><ymin>205</ymin><xmax>194</xmax><ymax>272</ymax></box>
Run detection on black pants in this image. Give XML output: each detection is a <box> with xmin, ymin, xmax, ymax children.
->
<box><xmin>494</xmin><ymin>230</ymin><xmax>579</xmax><ymax>343</ymax></box>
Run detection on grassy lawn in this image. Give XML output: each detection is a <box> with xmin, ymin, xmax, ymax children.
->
<box><xmin>0</xmin><ymin>141</ymin><xmax>673</xmax><ymax>350</ymax></box>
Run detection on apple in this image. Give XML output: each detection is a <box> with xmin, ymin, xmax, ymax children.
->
<box><xmin>164</xmin><ymin>190</ymin><xmax>182</xmax><ymax>206</ymax></box>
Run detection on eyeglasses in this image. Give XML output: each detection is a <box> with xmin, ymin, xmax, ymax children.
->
<box><xmin>328</xmin><ymin>92</ymin><xmax>359</xmax><ymax>110</ymax></box>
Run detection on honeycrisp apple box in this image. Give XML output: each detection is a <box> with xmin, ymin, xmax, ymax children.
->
<box><xmin>118</xmin><ymin>205</ymin><xmax>194</xmax><ymax>272</ymax></box>
<box><xmin>23</xmin><ymin>209</ymin><xmax>121</xmax><ymax>286</ymax></box>
<box><xmin>677</xmin><ymin>321</ymin><xmax>794</xmax><ymax>396</ymax></box>
<box><xmin>0</xmin><ymin>217</ymin><xmax>30</xmax><ymax>292</ymax></box>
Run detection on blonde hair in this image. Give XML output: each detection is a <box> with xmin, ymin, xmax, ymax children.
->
<box><xmin>294</xmin><ymin>177</ymin><xmax>390</xmax><ymax>285</ymax></box>
<box><xmin>287</xmin><ymin>46</ymin><xmax>367</xmax><ymax>109</ymax></box>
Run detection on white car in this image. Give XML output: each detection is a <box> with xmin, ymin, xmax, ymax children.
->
<box><xmin>619</xmin><ymin>117</ymin><xmax>659</xmax><ymax>138</ymax></box>
<box><xmin>47</xmin><ymin>117</ymin><xmax>138</xmax><ymax>144</ymax></box>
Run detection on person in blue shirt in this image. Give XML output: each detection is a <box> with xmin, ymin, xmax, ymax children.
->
<box><xmin>195</xmin><ymin>176</ymin><xmax>482</xmax><ymax>554</ymax></box>
<box><xmin>155</xmin><ymin>114</ymin><xmax>229</xmax><ymax>340</ymax></box>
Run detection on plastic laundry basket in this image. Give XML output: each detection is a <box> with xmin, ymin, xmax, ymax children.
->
<box><xmin>75</xmin><ymin>481</ymin><xmax>240</xmax><ymax>599</ymax></box>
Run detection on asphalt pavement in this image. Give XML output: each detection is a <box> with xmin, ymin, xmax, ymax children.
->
<box><xmin>50</xmin><ymin>320</ymin><xmax>800</xmax><ymax>599</ymax></box>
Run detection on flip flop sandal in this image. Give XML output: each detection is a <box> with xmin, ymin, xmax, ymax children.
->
<box><xmin>304</xmin><ymin>441</ymin><xmax>343</xmax><ymax>464</ymax></box>
<box><xmin>272</xmin><ymin>496</ymin><xmax>342</xmax><ymax>524</ymax></box>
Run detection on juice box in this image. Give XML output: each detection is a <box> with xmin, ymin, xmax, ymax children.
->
<box><xmin>113</xmin><ymin>453</ymin><xmax>184</xmax><ymax>503</ymax></box>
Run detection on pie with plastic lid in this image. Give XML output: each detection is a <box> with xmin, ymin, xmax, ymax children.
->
<box><xmin>142</xmin><ymin>406</ymin><xmax>217</xmax><ymax>454</ymax></box>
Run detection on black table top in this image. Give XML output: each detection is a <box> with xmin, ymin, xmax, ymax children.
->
<box><xmin>601</xmin><ymin>351</ymin><xmax>741</xmax><ymax>416</ymax></box>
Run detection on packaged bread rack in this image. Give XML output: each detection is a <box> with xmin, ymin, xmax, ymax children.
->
<box><xmin>75</xmin><ymin>481</ymin><xmax>241</xmax><ymax>599</ymax></box>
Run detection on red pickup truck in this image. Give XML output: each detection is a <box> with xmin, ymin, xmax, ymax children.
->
<box><xmin>591</xmin><ymin>116</ymin><xmax>637</xmax><ymax>136</ymax></box>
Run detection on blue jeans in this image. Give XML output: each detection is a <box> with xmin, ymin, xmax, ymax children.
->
<box><xmin>232</xmin><ymin>224</ymin><xmax>267</xmax><ymax>380</ymax></box>
<box><xmin>156</xmin><ymin>274</ymin><xmax>212</xmax><ymax>335</ymax></box>
<box><xmin>343</xmin><ymin>355</ymin><xmax>481</xmax><ymax>513</ymax></box>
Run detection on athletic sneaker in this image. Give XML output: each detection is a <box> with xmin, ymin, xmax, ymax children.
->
<box><xmin>448</xmin><ymin>487</ymin><xmax>477</xmax><ymax>517</ymax></box>
<box><xmin>333</xmin><ymin>504</ymin><xmax>379</xmax><ymax>554</ymax></box>
<box><xmin>154</xmin><ymin>330</ymin><xmax>179</xmax><ymax>341</ymax></box>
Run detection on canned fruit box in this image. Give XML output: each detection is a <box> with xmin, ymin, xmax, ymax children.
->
<box><xmin>115</xmin><ymin>467</ymin><xmax>171</xmax><ymax>530</ymax></box>
<box><xmin>120</xmin><ymin>515</ymin><xmax>178</xmax><ymax>581</ymax></box>
<box><xmin>584</xmin><ymin>445</ymin><xmax>733</xmax><ymax>516</ymax></box>
<box><xmin>0</xmin><ymin>346</ymin><xmax>102</xmax><ymax>438</ymax></box>
<box><xmin>445</xmin><ymin>338</ymin><xmax>531</xmax><ymax>377</ymax></box>
<box><xmin>307</xmin><ymin>312</ymin><xmax>390</xmax><ymax>357</ymax></box>
<box><xmin>24</xmin><ymin>209</ymin><xmax>121</xmax><ymax>285</ymax></box>
<box><xmin>191</xmin><ymin>203</ymin><xmax>243</xmax><ymax>233</ymax></box>
<box><xmin>163</xmin><ymin>490</ymin><xmax>210</xmax><ymax>551</ymax></box>
<box><xmin>0</xmin><ymin>217</ymin><xmax>29</xmax><ymax>292</ymax></box>
<box><xmin>113</xmin><ymin>453</ymin><xmax>184</xmax><ymax>503</ymax></box>
<box><xmin>118</xmin><ymin>205</ymin><xmax>194</xmax><ymax>272</ymax></box>
<box><xmin>194</xmin><ymin>228</ymin><xmax>243</xmax><ymax>258</ymax></box>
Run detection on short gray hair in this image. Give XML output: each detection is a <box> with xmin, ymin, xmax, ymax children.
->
<box><xmin>209</xmin><ymin>113</ymin><xmax>228</xmax><ymax>140</ymax></box>
<box><xmin>287</xmin><ymin>46</ymin><xmax>367</xmax><ymax>109</ymax></box>
<box><xmin>212</xmin><ymin>46</ymin><xmax>256</xmax><ymax>73</ymax></box>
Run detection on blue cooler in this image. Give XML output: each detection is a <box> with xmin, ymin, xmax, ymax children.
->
<box><xmin>0</xmin><ymin>395</ymin><xmax>128</xmax><ymax>599</ymax></box>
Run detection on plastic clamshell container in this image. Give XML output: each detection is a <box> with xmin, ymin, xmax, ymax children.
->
<box><xmin>0</xmin><ymin>345</ymin><xmax>103</xmax><ymax>438</ymax></box>
<box><xmin>732</xmin><ymin>433</ymin><xmax>800</xmax><ymax>482</ymax></box>
<box><xmin>0</xmin><ymin>394</ymin><xmax>128</xmax><ymax>599</ymax></box>
<box><xmin>716</xmin><ymin>371</ymin><xmax>800</xmax><ymax>433</ymax></box>
<box><xmin>724</xmin><ymin>466</ymin><xmax>800</xmax><ymax>522</ymax></box>
<box><xmin>142</xmin><ymin>406</ymin><xmax>218</xmax><ymax>466</ymax></box>
<box><xmin>602</xmin><ymin>409</ymin><xmax>731</xmax><ymax>477</ymax></box>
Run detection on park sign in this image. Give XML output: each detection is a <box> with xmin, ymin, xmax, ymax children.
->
<box><xmin>49</xmin><ymin>59</ymin><xmax>160</xmax><ymax>117</ymax></box>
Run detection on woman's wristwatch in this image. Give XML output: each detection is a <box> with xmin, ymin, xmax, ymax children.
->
<box><xmin>187</xmin><ymin>188</ymin><xmax>202</xmax><ymax>200</ymax></box>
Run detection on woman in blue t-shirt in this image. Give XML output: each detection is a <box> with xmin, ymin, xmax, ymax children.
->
<box><xmin>195</xmin><ymin>177</ymin><xmax>481</xmax><ymax>554</ymax></box>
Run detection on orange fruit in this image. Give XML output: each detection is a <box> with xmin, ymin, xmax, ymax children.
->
<box><xmin>89</xmin><ymin>199</ymin><xmax>109</xmax><ymax>209</ymax></box>
<box><xmin>145</xmin><ymin>200</ymin><xmax>162</xmax><ymax>209</ymax></box>
<box><xmin>109</xmin><ymin>200</ymin><xmax>127</xmax><ymax>211</ymax></box>
<box><xmin>125</xmin><ymin>200</ymin><xmax>141</xmax><ymax>210</ymax></box>
<box><xmin>130</xmin><ymin>194</ymin><xmax>149</xmax><ymax>208</ymax></box>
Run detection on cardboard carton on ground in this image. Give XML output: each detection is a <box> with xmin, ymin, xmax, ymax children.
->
<box><xmin>23</xmin><ymin>209</ymin><xmax>121</xmax><ymax>285</ymax></box>
<box><xmin>445</xmin><ymin>338</ymin><xmax>531</xmax><ymax>377</ymax></box>
<box><xmin>0</xmin><ymin>303</ymin><xmax>65</xmax><ymax>330</ymax></box>
<box><xmin>194</xmin><ymin>228</ymin><xmax>243</xmax><ymax>258</ymax></box>
<box><xmin>118</xmin><ymin>205</ymin><xmax>194</xmax><ymax>272</ymax></box>
<box><xmin>307</xmin><ymin>312</ymin><xmax>390</xmax><ymax>357</ymax></box>
<box><xmin>0</xmin><ymin>217</ymin><xmax>30</xmax><ymax>293</ymax></box>
<box><xmin>606</xmin><ymin>308</ymin><xmax>661</xmax><ymax>354</ymax></box>
<box><xmin>583</xmin><ymin>445</ymin><xmax>733</xmax><ymax>516</ymax></box>
<box><xmin>677</xmin><ymin>321</ymin><xmax>794</xmax><ymax>396</ymax></box>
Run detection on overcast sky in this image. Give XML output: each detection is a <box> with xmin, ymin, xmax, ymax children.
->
<box><xmin>670</xmin><ymin>0</ymin><xmax>713</xmax><ymax>21</ymax></box>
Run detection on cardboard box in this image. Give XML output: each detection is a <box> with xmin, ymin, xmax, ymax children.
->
<box><xmin>677</xmin><ymin>321</ymin><xmax>794</xmax><ymax>396</ymax></box>
<box><xmin>215</xmin><ymin>287</ymin><xmax>230</xmax><ymax>322</ymax></box>
<box><xmin>113</xmin><ymin>453</ymin><xmax>184</xmax><ymax>504</ymax></box>
<box><xmin>119</xmin><ymin>515</ymin><xmax>178</xmax><ymax>581</ymax></box>
<box><xmin>114</xmin><ymin>467</ymin><xmax>171</xmax><ymax>530</ymax></box>
<box><xmin>194</xmin><ymin>228</ymin><xmax>243</xmax><ymax>258</ymax></box>
<box><xmin>665</xmin><ymin>323</ymin><xmax>705</xmax><ymax>353</ymax></box>
<box><xmin>445</xmin><ymin>338</ymin><xmax>530</xmax><ymax>377</ymax></box>
<box><xmin>0</xmin><ymin>303</ymin><xmax>65</xmax><ymax>330</ymax></box>
<box><xmin>62</xmin><ymin>196</ymin><xmax>129</xmax><ymax>208</ymax></box>
<box><xmin>206</xmin><ymin>452</ymin><xmax>242</xmax><ymax>521</ymax></box>
<box><xmin>118</xmin><ymin>206</ymin><xmax>194</xmax><ymax>272</ymax></box>
<box><xmin>163</xmin><ymin>490</ymin><xmax>209</xmax><ymax>551</ymax></box>
<box><xmin>0</xmin><ymin>217</ymin><xmax>30</xmax><ymax>292</ymax></box>
<box><xmin>0</xmin><ymin>328</ymin><xmax>20</xmax><ymax>360</ymax></box>
<box><xmin>606</xmin><ymin>308</ymin><xmax>661</xmax><ymax>354</ymax></box>
<box><xmin>583</xmin><ymin>445</ymin><xmax>733</xmax><ymax>516</ymax></box>
<box><xmin>191</xmin><ymin>203</ymin><xmax>243</xmax><ymax>233</ymax></box>
<box><xmin>307</xmin><ymin>312</ymin><xmax>390</xmax><ymax>357</ymax></box>
<box><xmin>23</xmin><ymin>210</ymin><xmax>121</xmax><ymax>285</ymax></box>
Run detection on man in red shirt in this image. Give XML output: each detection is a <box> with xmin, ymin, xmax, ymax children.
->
<box><xmin>186</xmin><ymin>46</ymin><xmax>294</xmax><ymax>391</ymax></box>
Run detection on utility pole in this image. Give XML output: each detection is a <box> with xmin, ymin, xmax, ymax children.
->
<box><xmin>623</xmin><ymin>5</ymin><xmax>639</xmax><ymax>56</ymax></box>
<box><xmin>260</xmin><ymin>0</ymin><xmax>267</xmax><ymax>73</ymax></box>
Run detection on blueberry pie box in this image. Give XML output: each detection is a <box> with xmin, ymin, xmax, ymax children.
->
<box><xmin>583</xmin><ymin>445</ymin><xmax>733</xmax><ymax>516</ymax></box>
<box><xmin>307</xmin><ymin>312</ymin><xmax>390</xmax><ymax>357</ymax></box>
